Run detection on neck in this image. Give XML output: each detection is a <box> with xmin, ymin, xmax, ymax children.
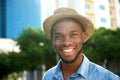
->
<box><xmin>61</xmin><ymin>53</ymin><xmax>83</xmax><ymax>77</ymax></box>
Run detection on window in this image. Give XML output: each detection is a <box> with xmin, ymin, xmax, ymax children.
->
<box><xmin>85</xmin><ymin>4</ymin><xmax>90</xmax><ymax>10</ymax></box>
<box><xmin>100</xmin><ymin>17</ymin><xmax>106</xmax><ymax>23</ymax></box>
<box><xmin>111</xmin><ymin>22</ymin><xmax>113</xmax><ymax>27</ymax></box>
<box><xmin>110</xmin><ymin>10</ymin><xmax>112</xmax><ymax>15</ymax></box>
<box><xmin>119</xmin><ymin>10</ymin><xmax>120</xmax><ymax>15</ymax></box>
<box><xmin>109</xmin><ymin>0</ymin><xmax>111</xmax><ymax>3</ymax></box>
<box><xmin>99</xmin><ymin>5</ymin><xmax>105</xmax><ymax>10</ymax></box>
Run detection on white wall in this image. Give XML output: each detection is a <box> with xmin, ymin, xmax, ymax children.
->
<box><xmin>40</xmin><ymin>0</ymin><xmax>119</xmax><ymax>29</ymax></box>
<box><xmin>40</xmin><ymin>0</ymin><xmax>56</xmax><ymax>26</ymax></box>
<box><xmin>94</xmin><ymin>0</ymin><xmax>110</xmax><ymax>29</ymax></box>
<box><xmin>0</xmin><ymin>38</ymin><xmax>20</xmax><ymax>53</ymax></box>
<box><xmin>115</xmin><ymin>0</ymin><xmax>120</xmax><ymax>28</ymax></box>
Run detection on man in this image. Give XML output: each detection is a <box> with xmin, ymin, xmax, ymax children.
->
<box><xmin>42</xmin><ymin>7</ymin><xmax>120</xmax><ymax>80</ymax></box>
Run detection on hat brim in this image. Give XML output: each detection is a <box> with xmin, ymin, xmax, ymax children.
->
<box><xmin>43</xmin><ymin>13</ymin><xmax>94</xmax><ymax>42</ymax></box>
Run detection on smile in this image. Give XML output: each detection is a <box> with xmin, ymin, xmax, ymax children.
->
<box><xmin>63</xmin><ymin>49</ymin><xmax>73</xmax><ymax>52</ymax></box>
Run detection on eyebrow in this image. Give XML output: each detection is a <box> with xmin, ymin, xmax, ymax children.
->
<box><xmin>70</xmin><ymin>29</ymin><xmax>83</xmax><ymax>33</ymax></box>
<box><xmin>54</xmin><ymin>32</ymin><xmax>62</xmax><ymax>35</ymax></box>
<box><xmin>51</xmin><ymin>18</ymin><xmax>85</xmax><ymax>35</ymax></box>
<box><xmin>54</xmin><ymin>30</ymin><xmax>80</xmax><ymax>35</ymax></box>
<box><xmin>71</xmin><ymin>30</ymin><xmax>79</xmax><ymax>33</ymax></box>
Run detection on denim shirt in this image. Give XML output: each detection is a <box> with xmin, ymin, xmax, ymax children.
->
<box><xmin>42</xmin><ymin>55</ymin><xmax>120</xmax><ymax>80</ymax></box>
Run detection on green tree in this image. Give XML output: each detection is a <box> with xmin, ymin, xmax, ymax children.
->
<box><xmin>1</xmin><ymin>27</ymin><xmax>120</xmax><ymax>79</ymax></box>
<box><xmin>0</xmin><ymin>53</ymin><xmax>10</xmax><ymax>79</ymax></box>
<box><xmin>17</xmin><ymin>27</ymin><xmax>56</xmax><ymax>70</ymax></box>
<box><xmin>0</xmin><ymin>27</ymin><xmax>56</xmax><ymax>79</ymax></box>
<box><xmin>83</xmin><ymin>27</ymin><xmax>120</xmax><ymax>67</ymax></box>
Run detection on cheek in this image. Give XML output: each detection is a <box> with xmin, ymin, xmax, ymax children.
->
<box><xmin>53</xmin><ymin>41</ymin><xmax>62</xmax><ymax>54</ymax></box>
<box><xmin>75</xmin><ymin>38</ymin><xmax>83</xmax><ymax>48</ymax></box>
<box><xmin>53</xmin><ymin>40</ymin><xmax>60</xmax><ymax>49</ymax></box>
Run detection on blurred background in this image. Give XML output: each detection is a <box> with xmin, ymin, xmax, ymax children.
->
<box><xmin>0</xmin><ymin>0</ymin><xmax>120</xmax><ymax>80</ymax></box>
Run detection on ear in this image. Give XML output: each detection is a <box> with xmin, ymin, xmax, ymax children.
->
<box><xmin>82</xmin><ymin>32</ymin><xmax>87</xmax><ymax>43</ymax></box>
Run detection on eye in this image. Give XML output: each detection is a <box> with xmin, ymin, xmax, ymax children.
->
<box><xmin>71</xmin><ymin>33</ymin><xmax>78</xmax><ymax>37</ymax></box>
<box><xmin>55</xmin><ymin>35</ymin><xmax>64</xmax><ymax>40</ymax></box>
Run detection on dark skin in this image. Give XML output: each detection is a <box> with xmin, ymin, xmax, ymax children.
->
<box><xmin>52</xmin><ymin>19</ymin><xmax>87</xmax><ymax>80</ymax></box>
<box><xmin>61</xmin><ymin>54</ymin><xmax>83</xmax><ymax>80</ymax></box>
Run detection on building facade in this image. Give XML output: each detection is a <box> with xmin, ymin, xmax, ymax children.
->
<box><xmin>94</xmin><ymin>0</ymin><xmax>111</xmax><ymax>29</ymax></box>
<box><xmin>115</xmin><ymin>0</ymin><xmax>120</xmax><ymax>28</ymax></box>
<box><xmin>1</xmin><ymin>0</ymin><xmax>120</xmax><ymax>38</ymax></box>
<box><xmin>0</xmin><ymin>0</ymin><xmax>41</xmax><ymax>39</ymax></box>
<box><xmin>0</xmin><ymin>0</ymin><xmax>6</xmax><ymax>38</ymax></box>
<box><xmin>41</xmin><ymin>0</ymin><xmax>120</xmax><ymax>30</ymax></box>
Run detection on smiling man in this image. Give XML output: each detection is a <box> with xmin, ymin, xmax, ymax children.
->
<box><xmin>42</xmin><ymin>7</ymin><xmax>120</xmax><ymax>80</ymax></box>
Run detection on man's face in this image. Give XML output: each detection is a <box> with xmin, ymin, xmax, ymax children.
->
<box><xmin>52</xmin><ymin>19</ymin><xmax>86</xmax><ymax>63</ymax></box>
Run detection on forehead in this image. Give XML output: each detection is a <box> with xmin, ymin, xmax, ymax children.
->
<box><xmin>53</xmin><ymin>18</ymin><xmax>83</xmax><ymax>29</ymax></box>
<box><xmin>51</xmin><ymin>18</ymin><xmax>84</xmax><ymax>33</ymax></box>
<box><xmin>52</xmin><ymin>18</ymin><xmax>83</xmax><ymax>34</ymax></box>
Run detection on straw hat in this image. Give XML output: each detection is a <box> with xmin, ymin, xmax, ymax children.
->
<box><xmin>43</xmin><ymin>7</ymin><xmax>94</xmax><ymax>41</ymax></box>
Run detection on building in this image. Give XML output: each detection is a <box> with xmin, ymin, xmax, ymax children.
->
<box><xmin>40</xmin><ymin>0</ymin><xmax>120</xmax><ymax>30</ymax></box>
<box><xmin>0</xmin><ymin>0</ymin><xmax>6</xmax><ymax>38</ymax></box>
<box><xmin>0</xmin><ymin>0</ymin><xmax>41</xmax><ymax>39</ymax></box>
<box><xmin>109</xmin><ymin>0</ymin><xmax>117</xmax><ymax>30</ymax></box>
<box><xmin>115</xmin><ymin>0</ymin><xmax>120</xmax><ymax>28</ymax></box>
<box><xmin>94</xmin><ymin>0</ymin><xmax>111</xmax><ymax>29</ymax></box>
<box><xmin>0</xmin><ymin>38</ymin><xmax>20</xmax><ymax>53</ymax></box>
<box><xmin>1</xmin><ymin>0</ymin><xmax>120</xmax><ymax>38</ymax></box>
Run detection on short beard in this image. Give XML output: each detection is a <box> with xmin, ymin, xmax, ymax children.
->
<box><xmin>60</xmin><ymin>49</ymin><xmax>82</xmax><ymax>64</ymax></box>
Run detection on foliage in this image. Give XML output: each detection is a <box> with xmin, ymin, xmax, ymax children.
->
<box><xmin>0</xmin><ymin>53</ymin><xmax>10</xmax><ymax>79</ymax></box>
<box><xmin>1</xmin><ymin>27</ymin><xmax>120</xmax><ymax>79</ymax></box>
<box><xmin>17</xmin><ymin>27</ymin><xmax>56</xmax><ymax>69</ymax></box>
<box><xmin>0</xmin><ymin>27</ymin><xmax>56</xmax><ymax>79</ymax></box>
<box><xmin>83</xmin><ymin>27</ymin><xmax>120</xmax><ymax>62</ymax></box>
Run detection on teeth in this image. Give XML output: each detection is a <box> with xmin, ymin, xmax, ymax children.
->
<box><xmin>63</xmin><ymin>49</ymin><xmax>73</xmax><ymax>52</ymax></box>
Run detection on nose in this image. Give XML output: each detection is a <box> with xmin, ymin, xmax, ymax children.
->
<box><xmin>62</xmin><ymin>36</ymin><xmax>72</xmax><ymax>46</ymax></box>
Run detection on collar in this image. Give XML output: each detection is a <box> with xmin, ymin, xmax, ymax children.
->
<box><xmin>53</xmin><ymin>60</ymin><xmax>62</xmax><ymax>79</ymax></box>
<box><xmin>53</xmin><ymin>54</ymin><xmax>90</xmax><ymax>79</ymax></box>
<box><xmin>76</xmin><ymin>54</ymin><xmax>90</xmax><ymax>79</ymax></box>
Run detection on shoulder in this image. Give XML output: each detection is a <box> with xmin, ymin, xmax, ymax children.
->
<box><xmin>42</xmin><ymin>66</ymin><xmax>57</xmax><ymax>80</ymax></box>
<box><xmin>88</xmin><ymin>62</ymin><xmax>120</xmax><ymax>80</ymax></box>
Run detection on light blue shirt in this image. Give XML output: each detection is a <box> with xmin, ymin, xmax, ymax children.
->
<box><xmin>42</xmin><ymin>55</ymin><xmax>120</xmax><ymax>80</ymax></box>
